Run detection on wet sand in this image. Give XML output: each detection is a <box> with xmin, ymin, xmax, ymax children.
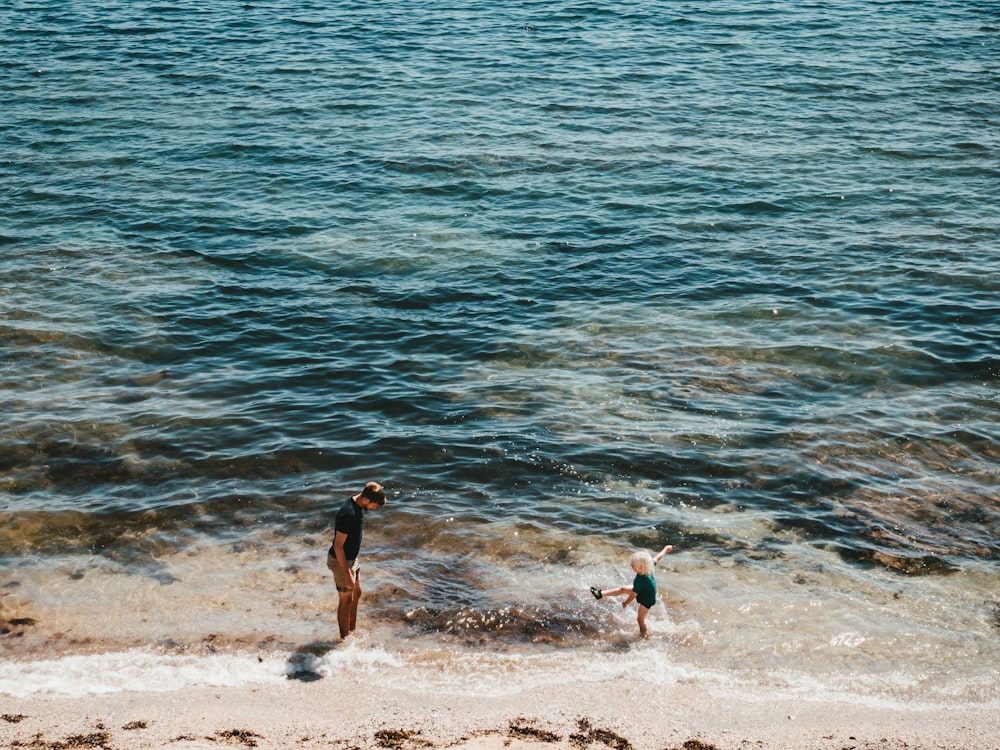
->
<box><xmin>2</xmin><ymin>670</ymin><xmax>997</xmax><ymax>750</ymax></box>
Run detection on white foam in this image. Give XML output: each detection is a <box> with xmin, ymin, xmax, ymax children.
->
<box><xmin>4</xmin><ymin>641</ymin><xmax>997</xmax><ymax>712</ymax></box>
<box><xmin>313</xmin><ymin>640</ymin><xmax>404</xmax><ymax>676</ymax></box>
<box><xmin>0</xmin><ymin>650</ymin><xmax>287</xmax><ymax>699</ymax></box>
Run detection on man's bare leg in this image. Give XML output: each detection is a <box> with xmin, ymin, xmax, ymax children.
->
<box><xmin>337</xmin><ymin>590</ymin><xmax>354</xmax><ymax>638</ymax></box>
<box><xmin>349</xmin><ymin>586</ymin><xmax>361</xmax><ymax>634</ymax></box>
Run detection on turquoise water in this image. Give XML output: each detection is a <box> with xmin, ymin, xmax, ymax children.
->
<box><xmin>1</xmin><ymin>0</ymin><xmax>998</xmax><ymax>704</ymax></box>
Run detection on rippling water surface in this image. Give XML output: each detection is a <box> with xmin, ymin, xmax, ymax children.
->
<box><xmin>1</xmin><ymin>0</ymin><xmax>998</xmax><ymax>704</ymax></box>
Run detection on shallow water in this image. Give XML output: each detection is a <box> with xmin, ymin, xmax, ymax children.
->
<box><xmin>1</xmin><ymin>0</ymin><xmax>998</xmax><ymax>705</ymax></box>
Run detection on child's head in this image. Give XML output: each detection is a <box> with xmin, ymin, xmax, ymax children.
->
<box><xmin>630</xmin><ymin>551</ymin><xmax>654</xmax><ymax>575</ymax></box>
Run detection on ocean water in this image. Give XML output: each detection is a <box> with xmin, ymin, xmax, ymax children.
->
<box><xmin>1</xmin><ymin>0</ymin><xmax>998</xmax><ymax>706</ymax></box>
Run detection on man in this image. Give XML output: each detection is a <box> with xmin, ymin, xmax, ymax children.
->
<box><xmin>327</xmin><ymin>481</ymin><xmax>386</xmax><ymax>639</ymax></box>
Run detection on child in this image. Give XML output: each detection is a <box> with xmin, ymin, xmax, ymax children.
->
<box><xmin>591</xmin><ymin>544</ymin><xmax>673</xmax><ymax>637</ymax></box>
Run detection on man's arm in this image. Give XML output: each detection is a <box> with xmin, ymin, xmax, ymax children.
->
<box><xmin>332</xmin><ymin>530</ymin><xmax>355</xmax><ymax>587</ymax></box>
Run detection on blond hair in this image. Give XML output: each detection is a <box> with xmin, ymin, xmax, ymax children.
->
<box><xmin>630</xmin><ymin>551</ymin><xmax>654</xmax><ymax>576</ymax></box>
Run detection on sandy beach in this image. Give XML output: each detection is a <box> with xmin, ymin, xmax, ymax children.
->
<box><xmin>2</xmin><ymin>667</ymin><xmax>997</xmax><ymax>750</ymax></box>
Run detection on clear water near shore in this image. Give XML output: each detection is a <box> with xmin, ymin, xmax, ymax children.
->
<box><xmin>1</xmin><ymin>0</ymin><xmax>998</xmax><ymax>706</ymax></box>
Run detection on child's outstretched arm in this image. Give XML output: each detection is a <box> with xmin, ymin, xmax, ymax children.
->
<box><xmin>654</xmin><ymin>544</ymin><xmax>674</xmax><ymax>563</ymax></box>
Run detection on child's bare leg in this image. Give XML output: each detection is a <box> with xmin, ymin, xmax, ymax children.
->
<box><xmin>600</xmin><ymin>585</ymin><xmax>633</xmax><ymax>599</ymax></box>
<box><xmin>636</xmin><ymin>605</ymin><xmax>650</xmax><ymax>637</ymax></box>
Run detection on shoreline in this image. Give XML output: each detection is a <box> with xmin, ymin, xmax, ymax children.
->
<box><xmin>2</xmin><ymin>667</ymin><xmax>998</xmax><ymax>750</ymax></box>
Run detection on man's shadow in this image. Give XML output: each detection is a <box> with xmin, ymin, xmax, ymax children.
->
<box><xmin>285</xmin><ymin>641</ymin><xmax>338</xmax><ymax>682</ymax></box>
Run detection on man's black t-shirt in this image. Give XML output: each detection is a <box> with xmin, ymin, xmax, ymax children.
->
<box><xmin>329</xmin><ymin>497</ymin><xmax>365</xmax><ymax>560</ymax></box>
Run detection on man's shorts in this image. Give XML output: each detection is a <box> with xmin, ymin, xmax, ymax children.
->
<box><xmin>327</xmin><ymin>552</ymin><xmax>360</xmax><ymax>592</ymax></box>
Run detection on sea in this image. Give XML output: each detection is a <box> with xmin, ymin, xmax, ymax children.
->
<box><xmin>1</xmin><ymin>0</ymin><xmax>998</xmax><ymax>709</ymax></box>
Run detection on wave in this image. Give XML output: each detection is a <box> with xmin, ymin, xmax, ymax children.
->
<box><xmin>0</xmin><ymin>650</ymin><xmax>285</xmax><ymax>699</ymax></box>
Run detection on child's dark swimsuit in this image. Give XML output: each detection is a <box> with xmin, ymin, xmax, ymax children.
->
<box><xmin>632</xmin><ymin>561</ymin><xmax>657</xmax><ymax>608</ymax></box>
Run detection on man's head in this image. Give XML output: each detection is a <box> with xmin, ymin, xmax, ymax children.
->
<box><xmin>357</xmin><ymin>481</ymin><xmax>386</xmax><ymax>509</ymax></box>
